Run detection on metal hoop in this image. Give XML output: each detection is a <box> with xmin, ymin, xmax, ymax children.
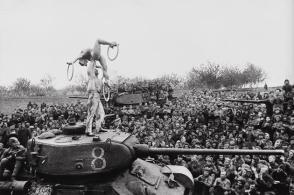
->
<box><xmin>107</xmin><ymin>45</ymin><xmax>119</xmax><ymax>61</ymax></box>
<box><xmin>103</xmin><ymin>84</ymin><xmax>110</xmax><ymax>102</ymax></box>
<box><xmin>67</xmin><ymin>64</ymin><xmax>74</xmax><ymax>81</ymax></box>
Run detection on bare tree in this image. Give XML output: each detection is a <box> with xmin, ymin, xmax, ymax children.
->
<box><xmin>30</xmin><ymin>84</ymin><xmax>46</xmax><ymax>96</ymax></box>
<box><xmin>186</xmin><ymin>62</ymin><xmax>266</xmax><ymax>89</ymax></box>
<box><xmin>40</xmin><ymin>74</ymin><xmax>55</xmax><ymax>88</ymax></box>
<box><xmin>220</xmin><ymin>66</ymin><xmax>243</xmax><ymax>88</ymax></box>
<box><xmin>39</xmin><ymin>74</ymin><xmax>56</xmax><ymax>95</ymax></box>
<box><xmin>13</xmin><ymin>77</ymin><xmax>31</xmax><ymax>96</ymax></box>
<box><xmin>157</xmin><ymin>73</ymin><xmax>183</xmax><ymax>87</ymax></box>
<box><xmin>187</xmin><ymin>62</ymin><xmax>222</xmax><ymax>89</ymax></box>
<box><xmin>0</xmin><ymin>86</ymin><xmax>9</xmax><ymax>96</ymax></box>
<box><xmin>242</xmin><ymin>63</ymin><xmax>266</xmax><ymax>87</ymax></box>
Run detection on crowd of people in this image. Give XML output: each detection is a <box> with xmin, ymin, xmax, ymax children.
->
<box><xmin>0</xmin><ymin>79</ymin><xmax>293</xmax><ymax>194</ymax></box>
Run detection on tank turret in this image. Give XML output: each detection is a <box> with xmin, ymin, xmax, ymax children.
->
<box><xmin>27</xmin><ymin>123</ymin><xmax>136</xmax><ymax>178</ymax></box>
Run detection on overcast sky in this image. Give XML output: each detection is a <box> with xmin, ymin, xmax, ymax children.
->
<box><xmin>0</xmin><ymin>0</ymin><xmax>293</xmax><ymax>89</ymax></box>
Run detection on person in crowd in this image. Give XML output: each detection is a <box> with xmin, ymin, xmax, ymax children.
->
<box><xmin>0</xmin><ymin>137</ymin><xmax>26</xmax><ymax>180</ymax></box>
<box><xmin>213</xmin><ymin>171</ymin><xmax>231</xmax><ymax>195</ymax></box>
<box><xmin>17</xmin><ymin>122</ymin><xmax>32</xmax><ymax>148</ymax></box>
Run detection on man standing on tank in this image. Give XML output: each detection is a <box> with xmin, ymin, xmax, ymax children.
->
<box><xmin>67</xmin><ymin>39</ymin><xmax>117</xmax><ymax>136</ymax></box>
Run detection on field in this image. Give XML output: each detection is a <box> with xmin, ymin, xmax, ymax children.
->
<box><xmin>0</xmin><ymin>96</ymin><xmax>87</xmax><ymax>115</ymax></box>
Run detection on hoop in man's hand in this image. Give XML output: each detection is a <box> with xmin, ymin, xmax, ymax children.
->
<box><xmin>67</xmin><ymin>63</ymin><xmax>74</xmax><ymax>81</ymax></box>
<box><xmin>107</xmin><ymin>45</ymin><xmax>119</xmax><ymax>61</ymax></box>
<box><xmin>103</xmin><ymin>84</ymin><xmax>110</xmax><ymax>102</ymax></box>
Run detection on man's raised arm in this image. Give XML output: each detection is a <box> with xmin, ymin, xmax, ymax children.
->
<box><xmin>96</xmin><ymin>39</ymin><xmax>117</xmax><ymax>47</ymax></box>
<box><xmin>67</xmin><ymin>54</ymin><xmax>82</xmax><ymax>66</ymax></box>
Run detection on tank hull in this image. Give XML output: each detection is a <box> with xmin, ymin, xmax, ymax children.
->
<box><xmin>27</xmin><ymin>159</ymin><xmax>188</xmax><ymax>195</ymax></box>
<box><xmin>114</xmin><ymin>93</ymin><xmax>145</xmax><ymax>105</ymax></box>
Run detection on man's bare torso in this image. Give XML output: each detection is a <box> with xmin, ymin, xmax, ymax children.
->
<box><xmin>87</xmin><ymin>61</ymin><xmax>102</xmax><ymax>93</ymax></box>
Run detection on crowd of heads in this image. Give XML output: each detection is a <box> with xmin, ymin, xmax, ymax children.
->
<box><xmin>0</xmin><ymin>101</ymin><xmax>88</xmax><ymax>143</ymax></box>
<box><xmin>0</xmin><ymin>79</ymin><xmax>294</xmax><ymax>194</ymax></box>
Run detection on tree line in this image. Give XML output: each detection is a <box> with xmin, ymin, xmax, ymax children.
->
<box><xmin>186</xmin><ymin>62</ymin><xmax>266</xmax><ymax>89</ymax></box>
<box><xmin>0</xmin><ymin>62</ymin><xmax>266</xmax><ymax>96</ymax></box>
<box><xmin>0</xmin><ymin>74</ymin><xmax>56</xmax><ymax>97</ymax></box>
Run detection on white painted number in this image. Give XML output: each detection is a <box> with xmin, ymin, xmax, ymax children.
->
<box><xmin>91</xmin><ymin>147</ymin><xmax>106</xmax><ymax>170</ymax></box>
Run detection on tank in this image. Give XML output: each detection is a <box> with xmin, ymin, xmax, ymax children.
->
<box><xmin>69</xmin><ymin>92</ymin><xmax>150</xmax><ymax>105</ymax></box>
<box><xmin>222</xmin><ymin>98</ymin><xmax>274</xmax><ymax>116</ymax></box>
<box><xmin>0</xmin><ymin>122</ymin><xmax>284</xmax><ymax>195</ymax></box>
<box><xmin>114</xmin><ymin>93</ymin><xmax>147</xmax><ymax>105</ymax></box>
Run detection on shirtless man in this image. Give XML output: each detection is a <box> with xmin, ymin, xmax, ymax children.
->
<box><xmin>67</xmin><ymin>39</ymin><xmax>117</xmax><ymax>136</ymax></box>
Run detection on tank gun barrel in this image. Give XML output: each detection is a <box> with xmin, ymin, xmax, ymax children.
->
<box><xmin>68</xmin><ymin>96</ymin><xmax>109</xmax><ymax>101</ymax></box>
<box><xmin>134</xmin><ymin>144</ymin><xmax>284</xmax><ymax>156</ymax></box>
<box><xmin>222</xmin><ymin>98</ymin><xmax>274</xmax><ymax>116</ymax></box>
<box><xmin>222</xmin><ymin>99</ymin><xmax>269</xmax><ymax>104</ymax></box>
<box><xmin>68</xmin><ymin>96</ymin><xmax>88</xmax><ymax>99</ymax></box>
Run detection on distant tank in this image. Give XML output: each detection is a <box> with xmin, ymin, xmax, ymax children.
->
<box><xmin>113</xmin><ymin>92</ymin><xmax>149</xmax><ymax>105</ymax></box>
<box><xmin>0</xmin><ymin>122</ymin><xmax>284</xmax><ymax>195</ymax></box>
<box><xmin>69</xmin><ymin>91</ymin><xmax>150</xmax><ymax>106</ymax></box>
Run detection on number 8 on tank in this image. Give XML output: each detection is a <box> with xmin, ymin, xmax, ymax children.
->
<box><xmin>91</xmin><ymin>147</ymin><xmax>106</xmax><ymax>170</ymax></box>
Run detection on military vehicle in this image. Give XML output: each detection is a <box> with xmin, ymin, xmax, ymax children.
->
<box><xmin>113</xmin><ymin>92</ymin><xmax>150</xmax><ymax>105</ymax></box>
<box><xmin>0</xmin><ymin>121</ymin><xmax>284</xmax><ymax>195</ymax></box>
<box><xmin>69</xmin><ymin>92</ymin><xmax>150</xmax><ymax>105</ymax></box>
<box><xmin>222</xmin><ymin>99</ymin><xmax>274</xmax><ymax>116</ymax></box>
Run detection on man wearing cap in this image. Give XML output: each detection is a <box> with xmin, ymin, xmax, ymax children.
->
<box><xmin>213</xmin><ymin>171</ymin><xmax>231</xmax><ymax>195</ymax></box>
<box><xmin>195</xmin><ymin>166</ymin><xmax>214</xmax><ymax>187</ymax></box>
<box><xmin>205</xmin><ymin>156</ymin><xmax>218</xmax><ymax>174</ymax></box>
<box><xmin>0</xmin><ymin>137</ymin><xmax>26</xmax><ymax>180</ymax></box>
<box><xmin>67</xmin><ymin>39</ymin><xmax>117</xmax><ymax>136</ymax></box>
<box><xmin>282</xmin><ymin>79</ymin><xmax>294</xmax><ymax>102</ymax></box>
<box><xmin>1</xmin><ymin>124</ymin><xmax>14</xmax><ymax>148</ymax></box>
<box><xmin>17</xmin><ymin>121</ymin><xmax>32</xmax><ymax>148</ymax></box>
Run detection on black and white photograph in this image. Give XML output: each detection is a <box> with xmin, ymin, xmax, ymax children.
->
<box><xmin>0</xmin><ymin>0</ymin><xmax>293</xmax><ymax>194</ymax></box>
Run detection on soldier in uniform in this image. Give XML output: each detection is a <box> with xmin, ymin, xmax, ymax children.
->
<box><xmin>0</xmin><ymin>137</ymin><xmax>26</xmax><ymax>180</ymax></box>
<box><xmin>67</xmin><ymin>39</ymin><xmax>117</xmax><ymax>136</ymax></box>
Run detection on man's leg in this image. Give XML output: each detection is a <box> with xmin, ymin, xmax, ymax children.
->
<box><xmin>98</xmin><ymin>56</ymin><xmax>109</xmax><ymax>81</ymax></box>
<box><xmin>92</xmin><ymin>39</ymin><xmax>109</xmax><ymax>81</ymax></box>
<box><xmin>86</xmin><ymin>93</ymin><xmax>98</xmax><ymax>135</ymax></box>
<box><xmin>92</xmin><ymin>40</ymin><xmax>101</xmax><ymax>60</ymax></box>
<box><xmin>95</xmin><ymin>100</ymin><xmax>105</xmax><ymax>132</ymax></box>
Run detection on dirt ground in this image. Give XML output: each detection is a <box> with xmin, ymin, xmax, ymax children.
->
<box><xmin>0</xmin><ymin>96</ymin><xmax>87</xmax><ymax>115</ymax></box>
